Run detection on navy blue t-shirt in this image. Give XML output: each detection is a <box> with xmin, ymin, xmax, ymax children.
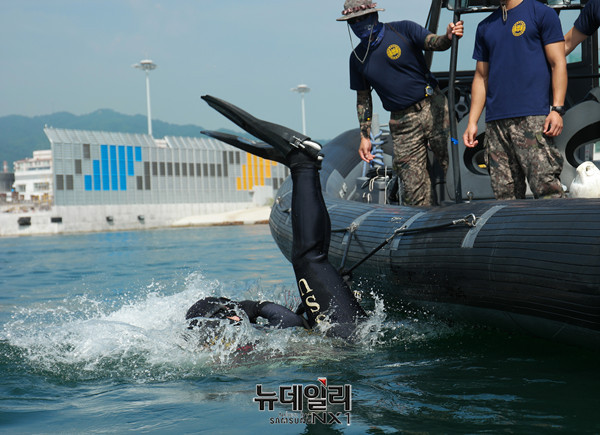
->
<box><xmin>575</xmin><ymin>0</ymin><xmax>600</xmax><ymax>36</ymax></box>
<box><xmin>349</xmin><ymin>21</ymin><xmax>437</xmax><ymax>111</ymax></box>
<box><xmin>473</xmin><ymin>0</ymin><xmax>564</xmax><ymax>122</ymax></box>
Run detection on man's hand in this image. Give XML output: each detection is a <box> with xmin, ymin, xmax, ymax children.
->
<box><xmin>447</xmin><ymin>21</ymin><xmax>464</xmax><ymax>40</ymax></box>
<box><xmin>358</xmin><ymin>136</ymin><xmax>374</xmax><ymax>162</ymax></box>
<box><xmin>463</xmin><ymin>123</ymin><xmax>479</xmax><ymax>148</ymax></box>
<box><xmin>544</xmin><ymin>111</ymin><xmax>563</xmax><ymax>137</ymax></box>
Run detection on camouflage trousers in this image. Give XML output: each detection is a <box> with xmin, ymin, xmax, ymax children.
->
<box><xmin>485</xmin><ymin>116</ymin><xmax>565</xmax><ymax>200</ymax></box>
<box><xmin>389</xmin><ymin>88</ymin><xmax>449</xmax><ymax>206</ymax></box>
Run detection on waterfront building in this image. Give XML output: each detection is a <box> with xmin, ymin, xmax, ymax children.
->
<box><xmin>0</xmin><ymin>128</ymin><xmax>288</xmax><ymax>236</ymax></box>
<box><xmin>45</xmin><ymin>128</ymin><xmax>288</xmax><ymax>207</ymax></box>
<box><xmin>12</xmin><ymin>150</ymin><xmax>53</xmax><ymax>202</ymax></box>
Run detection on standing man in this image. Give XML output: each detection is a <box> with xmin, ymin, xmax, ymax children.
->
<box><xmin>565</xmin><ymin>0</ymin><xmax>600</xmax><ymax>55</ymax></box>
<box><xmin>463</xmin><ymin>0</ymin><xmax>567</xmax><ymax>200</ymax></box>
<box><xmin>337</xmin><ymin>1</ymin><xmax>464</xmax><ymax>206</ymax></box>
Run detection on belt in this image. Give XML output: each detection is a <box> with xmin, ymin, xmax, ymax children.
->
<box><xmin>391</xmin><ymin>87</ymin><xmax>440</xmax><ymax>118</ymax></box>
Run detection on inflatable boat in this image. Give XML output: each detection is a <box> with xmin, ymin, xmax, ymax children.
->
<box><xmin>271</xmin><ymin>0</ymin><xmax>600</xmax><ymax>349</ymax></box>
<box><xmin>267</xmin><ymin>125</ymin><xmax>600</xmax><ymax>349</ymax></box>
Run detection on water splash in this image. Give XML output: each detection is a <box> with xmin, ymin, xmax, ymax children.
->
<box><xmin>1</xmin><ymin>272</ymin><xmax>456</xmax><ymax>383</ymax></box>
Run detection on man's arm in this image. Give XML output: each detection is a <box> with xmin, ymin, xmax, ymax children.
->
<box><xmin>543</xmin><ymin>41</ymin><xmax>567</xmax><ymax>137</ymax></box>
<box><xmin>357</xmin><ymin>89</ymin><xmax>374</xmax><ymax>162</ymax></box>
<box><xmin>424</xmin><ymin>21</ymin><xmax>464</xmax><ymax>51</ymax></box>
<box><xmin>463</xmin><ymin>61</ymin><xmax>489</xmax><ymax>148</ymax></box>
<box><xmin>565</xmin><ymin>26</ymin><xmax>588</xmax><ymax>56</ymax></box>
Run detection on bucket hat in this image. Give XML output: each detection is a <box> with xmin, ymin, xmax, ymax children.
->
<box><xmin>336</xmin><ymin>1</ymin><xmax>384</xmax><ymax>22</ymax></box>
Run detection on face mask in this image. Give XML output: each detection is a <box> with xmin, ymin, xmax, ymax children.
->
<box><xmin>349</xmin><ymin>13</ymin><xmax>380</xmax><ymax>41</ymax></box>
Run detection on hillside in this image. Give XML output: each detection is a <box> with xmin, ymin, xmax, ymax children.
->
<box><xmin>0</xmin><ymin>110</ymin><xmax>220</xmax><ymax>167</ymax></box>
<box><xmin>0</xmin><ymin>110</ymin><xmax>330</xmax><ymax>169</ymax></box>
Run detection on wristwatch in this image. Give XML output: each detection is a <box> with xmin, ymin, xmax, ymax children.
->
<box><xmin>551</xmin><ymin>106</ymin><xmax>566</xmax><ymax>116</ymax></box>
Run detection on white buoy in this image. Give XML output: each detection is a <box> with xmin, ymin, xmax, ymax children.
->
<box><xmin>569</xmin><ymin>161</ymin><xmax>600</xmax><ymax>198</ymax></box>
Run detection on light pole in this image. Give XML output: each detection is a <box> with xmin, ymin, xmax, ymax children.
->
<box><xmin>133</xmin><ymin>59</ymin><xmax>157</xmax><ymax>136</ymax></box>
<box><xmin>291</xmin><ymin>84</ymin><xmax>310</xmax><ymax>135</ymax></box>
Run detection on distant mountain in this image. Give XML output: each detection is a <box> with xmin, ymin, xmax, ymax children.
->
<box><xmin>0</xmin><ymin>109</ymin><xmax>217</xmax><ymax>168</ymax></box>
<box><xmin>0</xmin><ymin>109</ymin><xmax>330</xmax><ymax>170</ymax></box>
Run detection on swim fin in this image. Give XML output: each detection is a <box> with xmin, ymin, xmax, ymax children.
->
<box><xmin>201</xmin><ymin>130</ymin><xmax>286</xmax><ymax>165</ymax></box>
<box><xmin>201</xmin><ymin>95</ymin><xmax>323</xmax><ymax>162</ymax></box>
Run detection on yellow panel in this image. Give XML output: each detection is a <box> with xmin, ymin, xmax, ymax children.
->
<box><xmin>247</xmin><ymin>154</ymin><xmax>254</xmax><ymax>189</ymax></box>
<box><xmin>253</xmin><ymin>155</ymin><xmax>259</xmax><ymax>185</ymax></box>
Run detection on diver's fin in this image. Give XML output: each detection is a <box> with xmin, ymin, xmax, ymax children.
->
<box><xmin>201</xmin><ymin>130</ymin><xmax>286</xmax><ymax>165</ymax></box>
<box><xmin>201</xmin><ymin>95</ymin><xmax>323</xmax><ymax>162</ymax></box>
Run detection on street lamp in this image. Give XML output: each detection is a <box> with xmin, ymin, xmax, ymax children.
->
<box><xmin>291</xmin><ymin>84</ymin><xmax>310</xmax><ymax>135</ymax></box>
<box><xmin>133</xmin><ymin>59</ymin><xmax>157</xmax><ymax>136</ymax></box>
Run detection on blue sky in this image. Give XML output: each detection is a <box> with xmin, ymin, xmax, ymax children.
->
<box><xmin>0</xmin><ymin>1</ymin><xmax>582</xmax><ymax>139</ymax></box>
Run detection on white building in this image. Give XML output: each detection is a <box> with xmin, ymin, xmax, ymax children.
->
<box><xmin>0</xmin><ymin>128</ymin><xmax>289</xmax><ymax>236</ymax></box>
<box><xmin>13</xmin><ymin>150</ymin><xmax>53</xmax><ymax>202</ymax></box>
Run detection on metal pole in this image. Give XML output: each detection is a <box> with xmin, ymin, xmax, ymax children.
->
<box><xmin>145</xmin><ymin>71</ymin><xmax>153</xmax><ymax>137</ymax></box>
<box><xmin>300</xmin><ymin>93</ymin><xmax>306</xmax><ymax>135</ymax></box>
<box><xmin>133</xmin><ymin>60</ymin><xmax>157</xmax><ymax>137</ymax></box>
<box><xmin>425</xmin><ymin>0</ymin><xmax>443</xmax><ymax>68</ymax></box>
<box><xmin>448</xmin><ymin>11</ymin><xmax>463</xmax><ymax>203</ymax></box>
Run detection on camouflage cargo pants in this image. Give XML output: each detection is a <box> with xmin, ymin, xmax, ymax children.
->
<box><xmin>485</xmin><ymin>116</ymin><xmax>565</xmax><ymax>200</ymax></box>
<box><xmin>389</xmin><ymin>88</ymin><xmax>449</xmax><ymax>206</ymax></box>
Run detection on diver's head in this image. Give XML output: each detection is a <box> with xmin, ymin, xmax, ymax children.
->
<box><xmin>186</xmin><ymin>297</ymin><xmax>243</xmax><ymax>327</ymax></box>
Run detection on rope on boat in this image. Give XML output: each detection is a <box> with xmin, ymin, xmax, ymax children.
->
<box><xmin>337</xmin><ymin>213</ymin><xmax>478</xmax><ymax>279</ymax></box>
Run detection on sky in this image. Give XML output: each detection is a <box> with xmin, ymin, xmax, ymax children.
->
<box><xmin>0</xmin><ymin>1</ymin><xmax>582</xmax><ymax>140</ymax></box>
<box><xmin>0</xmin><ymin>1</ymin><xmax>447</xmax><ymax>139</ymax></box>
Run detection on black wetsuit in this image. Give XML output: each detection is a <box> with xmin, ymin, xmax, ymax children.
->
<box><xmin>289</xmin><ymin>155</ymin><xmax>367</xmax><ymax>338</ymax></box>
<box><xmin>238</xmin><ymin>300</ymin><xmax>307</xmax><ymax>329</ymax></box>
<box><xmin>198</xmin><ymin>95</ymin><xmax>368</xmax><ymax>340</ymax></box>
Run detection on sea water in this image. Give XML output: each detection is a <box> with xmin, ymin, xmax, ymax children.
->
<box><xmin>0</xmin><ymin>225</ymin><xmax>598</xmax><ymax>434</ymax></box>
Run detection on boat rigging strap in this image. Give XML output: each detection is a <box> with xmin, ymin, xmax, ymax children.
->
<box><xmin>337</xmin><ymin>213</ymin><xmax>478</xmax><ymax>279</ymax></box>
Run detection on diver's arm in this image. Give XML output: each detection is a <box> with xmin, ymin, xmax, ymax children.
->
<box><xmin>239</xmin><ymin>300</ymin><xmax>305</xmax><ymax>329</ymax></box>
<box><xmin>463</xmin><ymin>60</ymin><xmax>488</xmax><ymax>148</ymax></box>
<box><xmin>424</xmin><ymin>21</ymin><xmax>464</xmax><ymax>51</ymax></box>
<box><xmin>565</xmin><ymin>26</ymin><xmax>588</xmax><ymax>55</ymax></box>
<box><xmin>357</xmin><ymin>89</ymin><xmax>373</xmax><ymax>162</ymax></box>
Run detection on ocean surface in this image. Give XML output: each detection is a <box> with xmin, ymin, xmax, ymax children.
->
<box><xmin>1</xmin><ymin>225</ymin><xmax>598</xmax><ymax>434</ymax></box>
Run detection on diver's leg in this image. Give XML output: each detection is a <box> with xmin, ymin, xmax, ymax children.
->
<box><xmin>289</xmin><ymin>153</ymin><xmax>366</xmax><ymax>338</ymax></box>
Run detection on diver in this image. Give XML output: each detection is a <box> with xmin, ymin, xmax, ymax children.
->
<box><xmin>186</xmin><ymin>296</ymin><xmax>308</xmax><ymax>330</ymax></box>
<box><xmin>187</xmin><ymin>95</ymin><xmax>368</xmax><ymax>340</ymax></box>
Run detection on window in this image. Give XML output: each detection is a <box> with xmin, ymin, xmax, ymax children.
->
<box><xmin>34</xmin><ymin>182</ymin><xmax>50</xmax><ymax>191</ymax></box>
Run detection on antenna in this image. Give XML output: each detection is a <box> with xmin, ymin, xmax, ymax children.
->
<box><xmin>133</xmin><ymin>59</ymin><xmax>157</xmax><ymax>136</ymax></box>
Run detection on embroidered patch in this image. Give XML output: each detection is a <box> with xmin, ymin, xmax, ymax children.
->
<box><xmin>386</xmin><ymin>44</ymin><xmax>401</xmax><ymax>60</ymax></box>
<box><xmin>512</xmin><ymin>21</ymin><xmax>526</xmax><ymax>37</ymax></box>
